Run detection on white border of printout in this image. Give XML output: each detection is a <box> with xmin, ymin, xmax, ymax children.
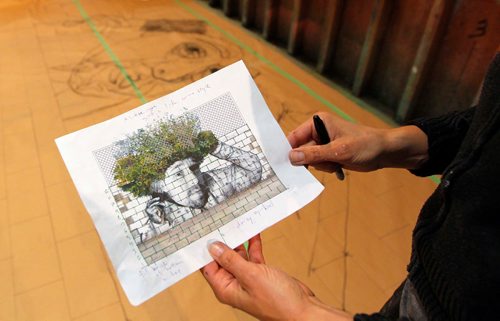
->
<box><xmin>55</xmin><ymin>61</ymin><xmax>323</xmax><ymax>305</ymax></box>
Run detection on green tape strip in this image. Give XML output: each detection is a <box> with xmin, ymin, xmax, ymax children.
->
<box><xmin>71</xmin><ymin>0</ymin><xmax>147</xmax><ymax>104</ymax></box>
<box><xmin>175</xmin><ymin>0</ymin><xmax>353</xmax><ymax>123</ymax></box>
<box><xmin>429</xmin><ymin>175</ymin><xmax>441</xmax><ymax>184</ymax></box>
<box><xmin>70</xmin><ymin>0</ymin><xmax>438</xmax><ymax>185</ymax></box>
<box><xmin>176</xmin><ymin>0</ymin><xmax>440</xmax><ymax>184</ymax></box>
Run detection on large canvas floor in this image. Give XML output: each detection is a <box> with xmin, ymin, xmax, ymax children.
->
<box><xmin>0</xmin><ymin>0</ymin><xmax>437</xmax><ymax>320</ymax></box>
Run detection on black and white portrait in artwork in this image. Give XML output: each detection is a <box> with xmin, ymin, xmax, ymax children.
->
<box><xmin>94</xmin><ymin>93</ymin><xmax>286</xmax><ymax>265</ymax></box>
<box><xmin>144</xmin><ymin>133</ymin><xmax>263</xmax><ymax>225</ymax></box>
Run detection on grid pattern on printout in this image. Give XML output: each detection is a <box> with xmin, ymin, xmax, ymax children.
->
<box><xmin>94</xmin><ymin>93</ymin><xmax>245</xmax><ymax>187</ymax></box>
<box><xmin>93</xmin><ymin>93</ymin><xmax>287</xmax><ymax>265</ymax></box>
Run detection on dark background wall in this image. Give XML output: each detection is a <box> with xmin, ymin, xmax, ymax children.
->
<box><xmin>203</xmin><ymin>0</ymin><xmax>499</xmax><ymax>123</ymax></box>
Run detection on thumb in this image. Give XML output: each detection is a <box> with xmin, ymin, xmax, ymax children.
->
<box><xmin>289</xmin><ymin>143</ymin><xmax>345</xmax><ymax>165</ymax></box>
<box><xmin>208</xmin><ymin>241</ymin><xmax>254</xmax><ymax>285</ymax></box>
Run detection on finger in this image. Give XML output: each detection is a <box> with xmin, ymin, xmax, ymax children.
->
<box><xmin>201</xmin><ymin>260</ymin><xmax>220</xmax><ymax>280</ymax></box>
<box><xmin>294</xmin><ymin>277</ymin><xmax>316</xmax><ymax>297</ymax></box>
<box><xmin>301</xmin><ymin>140</ymin><xmax>317</xmax><ymax>147</ymax></box>
<box><xmin>300</xmin><ymin>142</ymin><xmax>317</xmax><ymax>170</ymax></box>
<box><xmin>287</xmin><ymin>118</ymin><xmax>315</xmax><ymax>148</ymax></box>
<box><xmin>248</xmin><ymin>234</ymin><xmax>265</xmax><ymax>264</ymax></box>
<box><xmin>147</xmin><ymin>199</ymin><xmax>161</xmax><ymax>207</ymax></box>
<box><xmin>201</xmin><ymin>261</ymin><xmax>244</xmax><ymax>306</ymax></box>
<box><xmin>290</xmin><ymin>142</ymin><xmax>348</xmax><ymax>165</ymax></box>
<box><xmin>208</xmin><ymin>241</ymin><xmax>255</xmax><ymax>286</ymax></box>
<box><xmin>311</xmin><ymin>162</ymin><xmax>341</xmax><ymax>173</ymax></box>
<box><xmin>235</xmin><ymin>244</ymin><xmax>248</xmax><ymax>260</ymax></box>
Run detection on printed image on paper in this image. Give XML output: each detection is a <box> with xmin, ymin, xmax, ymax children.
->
<box><xmin>93</xmin><ymin>93</ymin><xmax>286</xmax><ymax>265</ymax></box>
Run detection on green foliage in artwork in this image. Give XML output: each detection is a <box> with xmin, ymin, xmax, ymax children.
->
<box><xmin>113</xmin><ymin>114</ymin><xmax>218</xmax><ymax>197</ymax></box>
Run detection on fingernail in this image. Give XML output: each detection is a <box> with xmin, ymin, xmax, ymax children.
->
<box><xmin>207</xmin><ymin>239</ymin><xmax>224</xmax><ymax>258</ymax></box>
<box><xmin>290</xmin><ymin>150</ymin><xmax>305</xmax><ymax>163</ymax></box>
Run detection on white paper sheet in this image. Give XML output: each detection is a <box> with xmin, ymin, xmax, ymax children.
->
<box><xmin>56</xmin><ymin>60</ymin><xmax>323</xmax><ymax>305</ymax></box>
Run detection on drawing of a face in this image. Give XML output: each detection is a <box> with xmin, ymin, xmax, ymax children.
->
<box><xmin>160</xmin><ymin>158</ymin><xmax>207</xmax><ymax>208</ymax></box>
<box><xmin>50</xmin><ymin>18</ymin><xmax>244</xmax><ymax>119</ymax></box>
<box><xmin>66</xmin><ymin>33</ymin><xmax>240</xmax><ymax>99</ymax></box>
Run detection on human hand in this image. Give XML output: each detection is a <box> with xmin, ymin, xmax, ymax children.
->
<box><xmin>287</xmin><ymin>112</ymin><xmax>429</xmax><ymax>172</ymax></box>
<box><xmin>201</xmin><ymin>235</ymin><xmax>352</xmax><ymax>321</ymax></box>
<box><xmin>145</xmin><ymin>197</ymin><xmax>173</xmax><ymax>225</ymax></box>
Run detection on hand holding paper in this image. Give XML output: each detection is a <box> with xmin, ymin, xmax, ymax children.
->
<box><xmin>202</xmin><ymin>235</ymin><xmax>352</xmax><ymax>321</ymax></box>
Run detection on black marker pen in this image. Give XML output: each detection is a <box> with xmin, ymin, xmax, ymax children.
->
<box><xmin>313</xmin><ymin>115</ymin><xmax>345</xmax><ymax>181</ymax></box>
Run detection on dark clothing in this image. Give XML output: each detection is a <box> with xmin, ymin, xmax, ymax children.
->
<box><xmin>355</xmin><ymin>53</ymin><xmax>500</xmax><ymax>321</ymax></box>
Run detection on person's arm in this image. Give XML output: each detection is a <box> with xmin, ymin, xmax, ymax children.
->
<box><xmin>287</xmin><ymin>109</ymin><xmax>475</xmax><ymax>176</ymax></box>
<box><xmin>352</xmin><ymin>313</ymin><xmax>394</xmax><ymax>321</ymax></box>
<box><xmin>212</xmin><ymin>142</ymin><xmax>262</xmax><ymax>172</ymax></box>
<box><xmin>287</xmin><ymin>113</ymin><xmax>429</xmax><ymax>172</ymax></box>
<box><xmin>210</xmin><ymin>141</ymin><xmax>263</xmax><ymax>186</ymax></box>
<box><xmin>404</xmin><ymin>107</ymin><xmax>475</xmax><ymax>176</ymax></box>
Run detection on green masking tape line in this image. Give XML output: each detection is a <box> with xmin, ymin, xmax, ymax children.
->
<box><xmin>176</xmin><ymin>0</ymin><xmax>354</xmax><ymax>123</ymax></box>
<box><xmin>71</xmin><ymin>0</ymin><xmax>147</xmax><ymax>104</ymax></box>
<box><xmin>176</xmin><ymin>1</ymin><xmax>441</xmax><ymax>185</ymax></box>
<box><xmin>429</xmin><ymin>175</ymin><xmax>441</xmax><ymax>184</ymax></box>
<box><xmin>71</xmin><ymin>0</ymin><xmax>439</xmax><ymax>185</ymax></box>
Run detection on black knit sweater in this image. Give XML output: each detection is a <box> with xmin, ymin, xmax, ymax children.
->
<box><xmin>356</xmin><ymin>53</ymin><xmax>500</xmax><ymax>321</ymax></box>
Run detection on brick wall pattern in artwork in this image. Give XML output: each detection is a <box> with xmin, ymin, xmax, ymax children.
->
<box><xmin>93</xmin><ymin>93</ymin><xmax>287</xmax><ymax>265</ymax></box>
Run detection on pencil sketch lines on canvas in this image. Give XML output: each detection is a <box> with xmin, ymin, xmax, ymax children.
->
<box><xmin>49</xmin><ymin>17</ymin><xmax>243</xmax><ymax>120</ymax></box>
<box><xmin>93</xmin><ymin>93</ymin><xmax>286</xmax><ymax>264</ymax></box>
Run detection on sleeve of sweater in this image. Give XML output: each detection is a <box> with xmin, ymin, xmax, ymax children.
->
<box><xmin>405</xmin><ymin>107</ymin><xmax>476</xmax><ymax>177</ymax></box>
<box><xmin>353</xmin><ymin>313</ymin><xmax>398</xmax><ymax>321</ymax></box>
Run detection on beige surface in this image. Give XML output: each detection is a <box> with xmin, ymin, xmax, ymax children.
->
<box><xmin>0</xmin><ymin>0</ymin><xmax>437</xmax><ymax>320</ymax></box>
